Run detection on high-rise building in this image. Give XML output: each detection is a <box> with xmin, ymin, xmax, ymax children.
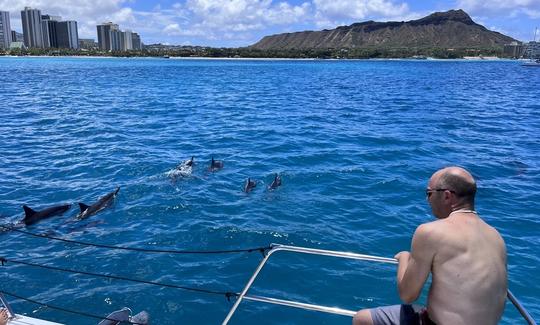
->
<box><xmin>122</xmin><ymin>30</ymin><xmax>133</xmax><ymax>51</ymax></box>
<box><xmin>110</xmin><ymin>29</ymin><xmax>122</xmax><ymax>51</ymax></box>
<box><xmin>132</xmin><ymin>32</ymin><xmax>141</xmax><ymax>50</ymax></box>
<box><xmin>57</xmin><ymin>21</ymin><xmax>78</xmax><ymax>49</ymax></box>
<box><xmin>0</xmin><ymin>11</ymin><xmax>11</xmax><ymax>50</ymax></box>
<box><xmin>41</xmin><ymin>15</ymin><xmax>61</xmax><ymax>48</ymax></box>
<box><xmin>97</xmin><ymin>22</ymin><xmax>119</xmax><ymax>51</ymax></box>
<box><xmin>97</xmin><ymin>22</ymin><xmax>142</xmax><ymax>51</ymax></box>
<box><xmin>21</xmin><ymin>7</ymin><xmax>44</xmax><ymax>48</ymax></box>
<box><xmin>11</xmin><ymin>30</ymin><xmax>23</xmax><ymax>42</ymax></box>
<box><xmin>503</xmin><ymin>42</ymin><xmax>524</xmax><ymax>59</ymax></box>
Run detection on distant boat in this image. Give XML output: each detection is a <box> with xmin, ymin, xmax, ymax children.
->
<box><xmin>163</xmin><ymin>55</ymin><xmax>170</xmax><ymax>59</ymax></box>
<box><xmin>522</xmin><ymin>58</ymin><xmax>540</xmax><ymax>67</ymax></box>
<box><xmin>463</xmin><ymin>56</ymin><xmax>500</xmax><ymax>60</ymax></box>
<box><xmin>521</xmin><ymin>27</ymin><xmax>539</xmax><ymax>67</ymax></box>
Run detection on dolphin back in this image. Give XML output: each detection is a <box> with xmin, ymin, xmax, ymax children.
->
<box><xmin>269</xmin><ymin>174</ymin><xmax>282</xmax><ymax>189</ymax></box>
<box><xmin>79</xmin><ymin>203</ymin><xmax>90</xmax><ymax>212</ymax></box>
<box><xmin>23</xmin><ymin>204</ymin><xmax>72</xmax><ymax>226</ymax></box>
<box><xmin>23</xmin><ymin>205</ymin><xmax>36</xmax><ymax>219</ymax></box>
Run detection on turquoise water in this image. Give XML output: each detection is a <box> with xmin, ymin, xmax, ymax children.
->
<box><xmin>0</xmin><ymin>57</ymin><xmax>538</xmax><ymax>324</ymax></box>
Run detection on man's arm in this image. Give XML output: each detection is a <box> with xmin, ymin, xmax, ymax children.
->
<box><xmin>395</xmin><ymin>224</ymin><xmax>436</xmax><ymax>303</ymax></box>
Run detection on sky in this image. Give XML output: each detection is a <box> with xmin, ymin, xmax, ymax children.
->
<box><xmin>1</xmin><ymin>0</ymin><xmax>539</xmax><ymax>47</ymax></box>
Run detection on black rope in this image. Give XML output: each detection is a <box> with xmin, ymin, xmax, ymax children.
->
<box><xmin>0</xmin><ymin>289</ymin><xmax>144</xmax><ymax>324</ymax></box>
<box><xmin>0</xmin><ymin>225</ymin><xmax>273</xmax><ymax>255</ymax></box>
<box><xmin>1</xmin><ymin>257</ymin><xmax>239</xmax><ymax>299</ymax></box>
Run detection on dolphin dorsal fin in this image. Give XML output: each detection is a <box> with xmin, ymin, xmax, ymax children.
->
<box><xmin>23</xmin><ymin>205</ymin><xmax>36</xmax><ymax>218</ymax></box>
<box><xmin>78</xmin><ymin>203</ymin><xmax>90</xmax><ymax>212</ymax></box>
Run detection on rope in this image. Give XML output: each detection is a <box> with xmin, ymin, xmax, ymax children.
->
<box><xmin>0</xmin><ymin>257</ymin><xmax>239</xmax><ymax>300</ymax></box>
<box><xmin>0</xmin><ymin>225</ymin><xmax>272</xmax><ymax>255</ymax></box>
<box><xmin>0</xmin><ymin>289</ymin><xmax>144</xmax><ymax>324</ymax></box>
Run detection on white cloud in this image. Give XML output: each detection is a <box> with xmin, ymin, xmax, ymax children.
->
<box><xmin>312</xmin><ymin>0</ymin><xmax>410</xmax><ymax>28</ymax></box>
<box><xmin>456</xmin><ymin>0</ymin><xmax>540</xmax><ymax>18</ymax></box>
<box><xmin>184</xmin><ymin>0</ymin><xmax>310</xmax><ymax>31</ymax></box>
<box><xmin>164</xmin><ymin>23</ymin><xmax>182</xmax><ymax>34</ymax></box>
<box><xmin>313</xmin><ymin>0</ymin><xmax>408</xmax><ymax>20</ymax></box>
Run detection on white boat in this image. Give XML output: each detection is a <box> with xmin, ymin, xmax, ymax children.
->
<box><xmin>8</xmin><ymin>315</ymin><xmax>63</xmax><ymax>325</ymax></box>
<box><xmin>522</xmin><ymin>27</ymin><xmax>540</xmax><ymax>67</ymax></box>
<box><xmin>522</xmin><ymin>58</ymin><xmax>540</xmax><ymax>67</ymax></box>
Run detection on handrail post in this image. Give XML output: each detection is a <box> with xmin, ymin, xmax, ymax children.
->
<box><xmin>0</xmin><ymin>293</ymin><xmax>15</xmax><ymax>319</ymax></box>
<box><xmin>222</xmin><ymin>245</ymin><xmax>277</xmax><ymax>325</ymax></box>
<box><xmin>507</xmin><ymin>290</ymin><xmax>537</xmax><ymax>325</ymax></box>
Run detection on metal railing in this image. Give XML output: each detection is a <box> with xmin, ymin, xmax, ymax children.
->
<box><xmin>223</xmin><ymin>244</ymin><xmax>537</xmax><ymax>325</ymax></box>
<box><xmin>0</xmin><ymin>293</ymin><xmax>15</xmax><ymax>318</ymax></box>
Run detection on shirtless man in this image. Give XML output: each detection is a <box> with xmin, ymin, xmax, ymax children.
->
<box><xmin>353</xmin><ymin>167</ymin><xmax>507</xmax><ymax>325</ymax></box>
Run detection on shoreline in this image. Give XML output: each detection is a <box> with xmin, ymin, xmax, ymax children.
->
<box><xmin>0</xmin><ymin>55</ymin><xmax>519</xmax><ymax>62</ymax></box>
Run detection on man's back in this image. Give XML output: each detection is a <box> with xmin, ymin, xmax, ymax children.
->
<box><xmin>426</xmin><ymin>212</ymin><xmax>507</xmax><ymax>324</ymax></box>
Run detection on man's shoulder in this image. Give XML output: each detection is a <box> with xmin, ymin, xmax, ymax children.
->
<box><xmin>416</xmin><ymin>219</ymin><xmax>446</xmax><ymax>234</ymax></box>
<box><xmin>412</xmin><ymin>221</ymin><xmax>443</xmax><ymax>243</ymax></box>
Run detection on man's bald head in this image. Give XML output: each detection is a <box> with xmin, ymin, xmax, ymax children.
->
<box><xmin>433</xmin><ymin>167</ymin><xmax>477</xmax><ymax>205</ymax></box>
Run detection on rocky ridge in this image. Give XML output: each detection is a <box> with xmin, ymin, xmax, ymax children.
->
<box><xmin>251</xmin><ymin>10</ymin><xmax>516</xmax><ymax>50</ymax></box>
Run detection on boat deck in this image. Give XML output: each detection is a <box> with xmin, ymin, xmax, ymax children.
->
<box><xmin>9</xmin><ymin>315</ymin><xmax>63</xmax><ymax>325</ymax></box>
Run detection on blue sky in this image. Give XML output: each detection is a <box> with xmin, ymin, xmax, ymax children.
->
<box><xmin>1</xmin><ymin>0</ymin><xmax>539</xmax><ymax>47</ymax></box>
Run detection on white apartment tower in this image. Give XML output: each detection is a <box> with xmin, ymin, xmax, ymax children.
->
<box><xmin>0</xmin><ymin>11</ymin><xmax>11</xmax><ymax>49</ymax></box>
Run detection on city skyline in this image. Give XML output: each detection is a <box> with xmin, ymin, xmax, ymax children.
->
<box><xmin>0</xmin><ymin>1</ymin><xmax>539</xmax><ymax>47</ymax></box>
<box><xmin>0</xmin><ymin>6</ymin><xmax>143</xmax><ymax>51</ymax></box>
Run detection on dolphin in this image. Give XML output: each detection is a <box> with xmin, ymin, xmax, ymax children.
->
<box><xmin>22</xmin><ymin>203</ymin><xmax>71</xmax><ymax>226</ymax></box>
<box><xmin>170</xmin><ymin>156</ymin><xmax>194</xmax><ymax>177</ymax></box>
<box><xmin>77</xmin><ymin>187</ymin><xmax>120</xmax><ymax>220</ymax></box>
<box><xmin>244</xmin><ymin>178</ymin><xmax>257</xmax><ymax>193</ymax></box>
<box><xmin>209</xmin><ymin>157</ymin><xmax>224</xmax><ymax>171</ymax></box>
<box><xmin>268</xmin><ymin>173</ymin><xmax>282</xmax><ymax>190</ymax></box>
<box><xmin>176</xmin><ymin>156</ymin><xmax>194</xmax><ymax>169</ymax></box>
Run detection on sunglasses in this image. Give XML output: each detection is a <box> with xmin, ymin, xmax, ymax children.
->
<box><xmin>426</xmin><ymin>188</ymin><xmax>455</xmax><ymax>198</ymax></box>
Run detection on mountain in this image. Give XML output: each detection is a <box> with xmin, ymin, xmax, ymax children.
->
<box><xmin>250</xmin><ymin>10</ymin><xmax>516</xmax><ymax>50</ymax></box>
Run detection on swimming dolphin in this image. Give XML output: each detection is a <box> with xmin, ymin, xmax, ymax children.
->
<box><xmin>170</xmin><ymin>156</ymin><xmax>194</xmax><ymax>177</ymax></box>
<box><xmin>77</xmin><ymin>187</ymin><xmax>120</xmax><ymax>220</ymax></box>
<box><xmin>244</xmin><ymin>178</ymin><xmax>257</xmax><ymax>193</ymax></box>
<box><xmin>268</xmin><ymin>174</ymin><xmax>282</xmax><ymax>190</ymax></box>
<box><xmin>22</xmin><ymin>203</ymin><xmax>71</xmax><ymax>226</ymax></box>
<box><xmin>98</xmin><ymin>307</ymin><xmax>149</xmax><ymax>325</ymax></box>
<box><xmin>209</xmin><ymin>157</ymin><xmax>224</xmax><ymax>171</ymax></box>
<box><xmin>176</xmin><ymin>156</ymin><xmax>194</xmax><ymax>169</ymax></box>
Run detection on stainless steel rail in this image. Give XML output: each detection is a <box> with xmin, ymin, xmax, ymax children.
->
<box><xmin>222</xmin><ymin>244</ymin><xmax>397</xmax><ymax>324</ymax></box>
<box><xmin>222</xmin><ymin>244</ymin><xmax>536</xmax><ymax>325</ymax></box>
<box><xmin>507</xmin><ymin>290</ymin><xmax>537</xmax><ymax>325</ymax></box>
<box><xmin>0</xmin><ymin>292</ymin><xmax>15</xmax><ymax>318</ymax></box>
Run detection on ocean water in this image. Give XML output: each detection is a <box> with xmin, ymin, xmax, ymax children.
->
<box><xmin>0</xmin><ymin>57</ymin><xmax>538</xmax><ymax>324</ymax></box>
